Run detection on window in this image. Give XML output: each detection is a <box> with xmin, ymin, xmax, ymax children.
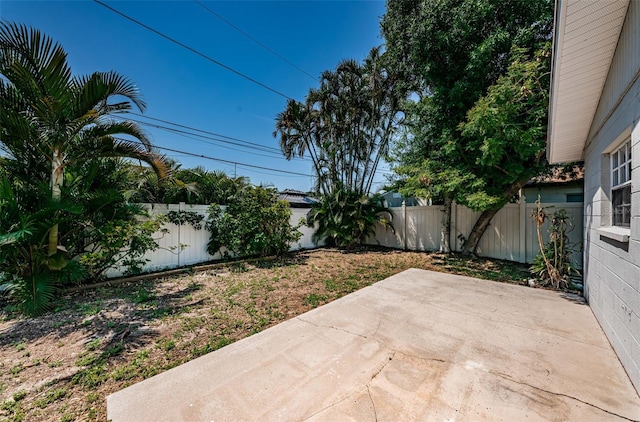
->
<box><xmin>566</xmin><ymin>193</ymin><xmax>584</xmax><ymax>203</ymax></box>
<box><xmin>611</xmin><ymin>140</ymin><xmax>631</xmax><ymax>227</ymax></box>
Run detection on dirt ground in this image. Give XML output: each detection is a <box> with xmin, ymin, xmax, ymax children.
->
<box><xmin>0</xmin><ymin>248</ymin><xmax>530</xmax><ymax>421</ymax></box>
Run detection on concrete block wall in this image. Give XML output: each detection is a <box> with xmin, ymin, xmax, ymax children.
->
<box><xmin>582</xmin><ymin>1</ymin><xmax>640</xmax><ymax>392</ymax></box>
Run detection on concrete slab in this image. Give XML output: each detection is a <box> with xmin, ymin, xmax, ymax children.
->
<box><xmin>107</xmin><ymin>269</ymin><xmax>640</xmax><ymax>421</ymax></box>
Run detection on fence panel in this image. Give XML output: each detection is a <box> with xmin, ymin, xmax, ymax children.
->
<box><xmin>474</xmin><ymin>204</ymin><xmax>522</xmax><ymax>262</ymax></box>
<box><xmin>107</xmin><ymin>204</ymin><xmax>321</xmax><ymax>277</ymax></box>
<box><xmin>106</xmin><ymin>200</ymin><xmax>584</xmax><ymax>278</ymax></box>
<box><xmin>289</xmin><ymin>208</ymin><xmax>324</xmax><ymax>250</ymax></box>
<box><xmin>370</xmin><ymin>201</ymin><xmax>583</xmax><ymax>267</ymax></box>
<box><xmin>406</xmin><ymin>206</ymin><xmax>443</xmax><ymax>251</ymax></box>
<box><xmin>367</xmin><ymin>208</ymin><xmax>405</xmax><ymax>249</ymax></box>
<box><xmin>452</xmin><ymin>206</ymin><xmax>481</xmax><ymax>252</ymax></box>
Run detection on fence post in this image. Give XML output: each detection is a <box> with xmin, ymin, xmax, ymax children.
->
<box><xmin>519</xmin><ymin>190</ymin><xmax>527</xmax><ymax>263</ymax></box>
<box><xmin>450</xmin><ymin>202</ymin><xmax>457</xmax><ymax>251</ymax></box>
<box><xmin>402</xmin><ymin>200</ymin><xmax>407</xmax><ymax>251</ymax></box>
<box><xmin>178</xmin><ymin>202</ymin><xmax>185</xmax><ymax>267</ymax></box>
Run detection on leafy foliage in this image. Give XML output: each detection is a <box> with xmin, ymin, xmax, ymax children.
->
<box><xmin>206</xmin><ymin>186</ymin><xmax>302</xmax><ymax>258</ymax></box>
<box><xmin>0</xmin><ymin>22</ymin><xmax>168</xmax><ymax>314</ymax></box>
<box><xmin>79</xmin><ymin>210</ymin><xmax>166</xmax><ymax>278</ymax></box>
<box><xmin>0</xmin><ymin>176</ymin><xmax>87</xmax><ymax>315</ymax></box>
<box><xmin>308</xmin><ymin>187</ymin><xmax>392</xmax><ymax>249</ymax></box>
<box><xmin>381</xmin><ymin>0</ymin><xmax>553</xmax><ymax>253</ymax></box>
<box><xmin>458</xmin><ymin>44</ymin><xmax>551</xmax><ymax>211</ymax></box>
<box><xmin>531</xmin><ymin>201</ymin><xmax>580</xmax><ymax>289</ymax></box>
<box><xmin>274</xmin><ymin>48</ymin><xmax>405</xmax><ymax>197</ymax></box>
<box><xmin>128</xmin><ymin>165</ymin><xmax>250</xmax><ymax>205</ymax></box>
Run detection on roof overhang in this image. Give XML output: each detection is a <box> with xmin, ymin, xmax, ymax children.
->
<box><xmin>547</xmin><ymin>0</ymin><xmax>629</xmax><ymax>164</ymax></box>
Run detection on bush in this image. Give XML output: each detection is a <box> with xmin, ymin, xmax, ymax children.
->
<box><xmin>206</xmin><ymin>186</ymin><xmax>302</xmax><ymax>258</ymax></box>
<box><xmin>0</xmin><ymin>161</ymin><xmax>167</xmax><ymax>315</ymax></box>
<box><xmin>0</xmin><ymin>176</ymin><xmax>87</xmax><ymax>315</ymax></box>
<box><xmin>309</xmin><ymin>188</ymin><xmax>392</xmax><ymax>249</ymax></box>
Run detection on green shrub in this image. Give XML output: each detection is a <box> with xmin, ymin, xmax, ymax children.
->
<box><xmin>206</xmin><ymin>186</ymin><xmax>302</xmax><ymax>258</ymax></box>
<box><xmin>309</xmin><ymin>187</ymin><xmax>392</xmax><ymax>249</ymax></box>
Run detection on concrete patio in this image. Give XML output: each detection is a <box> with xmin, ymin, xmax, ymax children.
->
<box><xmin>107</xmin><ymin>269</ymin><xmax>640</xmax><ymax>421</ymax></box>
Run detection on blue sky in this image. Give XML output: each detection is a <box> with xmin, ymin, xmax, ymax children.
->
<box><xmin>1</xmin><ymin>0</ymin><xmax>390</xmax><ymax>192</ymax></box>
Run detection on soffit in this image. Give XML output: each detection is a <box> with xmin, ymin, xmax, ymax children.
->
<box><xmin>547</xmin><ymin>0</ymin><xmax>629</xmax><ymax>164</ymax></box>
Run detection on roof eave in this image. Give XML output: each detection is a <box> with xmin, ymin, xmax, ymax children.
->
<box><xmin>547</xmin><ymin>0</ymin><xmax>630</xmax><ymax>164</ymax></box>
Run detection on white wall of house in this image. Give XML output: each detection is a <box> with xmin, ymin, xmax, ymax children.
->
<box><xmin>582</xmin><ymin>1</ymin><xmax>640</xmax><ymax>392</ymax></box>
<box><xmin>522</xmin><ymin>185</ymin><xmax>583</xmax><ymax>204</ymax></box>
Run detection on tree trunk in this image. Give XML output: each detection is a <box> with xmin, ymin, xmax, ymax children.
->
<box><xmin>48</xmin><ymin>148</ymin><xmax>63</xmax><ymax>256</ymax></box>
<box><xmin>461</xmin><ymin>179</ymin><xmax>530</xmax><ymax>255</ymax></box>
<box><xmin>461</xmin><ymin>207</ymin><xmax>501</xmax><ymax>255</ymax></box>
<box><xmin>439</xmin><ymin>196</ymin><xmax>452</xmax><ymax>253</ymax></box>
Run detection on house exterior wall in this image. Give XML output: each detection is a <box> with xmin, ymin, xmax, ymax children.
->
<box><xmin>583</xmin><ymin>0</ymin><xmax>640</xmax><ymax>392</ymax></box>
<box><xmin>523</xmin><ymin>184</ymin><xmax>583</xmax><ymax>203</ymax></box>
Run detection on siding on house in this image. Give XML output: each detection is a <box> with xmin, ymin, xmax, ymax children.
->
<box><xmin>582</xmin><ymin>1</ymin><xmax>640</xmax><ymax>392</ymax></box>
<box><xmin>523</xmin><ymin>185</ymin><xmax>583</xmax><ymax>203</ymax></box>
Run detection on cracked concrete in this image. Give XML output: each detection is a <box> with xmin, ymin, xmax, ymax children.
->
<box><xmin>107</xmin><ymin>269</ymin><xmax>640</xmax><ymax>421</ymax></box>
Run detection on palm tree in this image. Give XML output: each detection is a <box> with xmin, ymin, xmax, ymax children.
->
<box><xmin>273</xmin><ymin>98</ymin><xmax>330</xmax><ymax>195</ymax></box>
<box><xmin>0</xmin><ymin>22</ymin><xmax>167</xmax><ymax>256</ymax></box>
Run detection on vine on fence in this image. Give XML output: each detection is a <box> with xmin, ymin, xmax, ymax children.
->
<box><xmin>167</xmin><ymin>210</ymin><xmax>204</xmax><ymax>230</ymax></box>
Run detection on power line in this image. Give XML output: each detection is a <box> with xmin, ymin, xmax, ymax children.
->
<box><xmin>126</xmin><ymin>112</ymin><xmax>283</xmax><ymax>153</ymax></box>
<box><xmin>123</xmin><ymin>118</ymin><xmax>285</xmax><ymax>157</ymax></box>
<box><xmin>194</xmin><ymin>0</ymin><xmax>317</xmax><ymax>82</ymax></box>
<box><xmin>119</xmin><ymin>115</ymin><xmax>314</xmax><ymax>163</ymax></box>
<box><xmin>150</xmin><ymin>127</ymin><xmax>297</xmax><ymax>161</ymax></box>
<box><xmin>123</xmin><ymin>112</ymin><xmax>395</xmax><ymax>175</ymax></box>
<box><xmin>121</xmin><ymin>138</ymin><xmax>314</xmax><ymax>177</ymax></box>
<box><xmin>93</xmin><ymin>0</ymin><xmax>294</xmax><ymax>100</ymax></box>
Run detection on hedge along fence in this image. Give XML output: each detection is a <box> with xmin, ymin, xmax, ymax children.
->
<box><xmin>105</xmin><ymin>203</ymin><xmax>322</xmax><ymax>278</ymax></box>
<box><xmin>367</xmin><ymin>200</ymin><xmax>584</xmax><ymax>267</ymax></box>
<box><xmin>106</xmin><ymin>199</ymin><xmax>584</xmax><ymax>278</ymax></box>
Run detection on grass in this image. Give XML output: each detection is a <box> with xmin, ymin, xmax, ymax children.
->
<box><xmin>0</xmin><ymin>247</ymin><xmax>529</xmax><ymax>421</ymax></box>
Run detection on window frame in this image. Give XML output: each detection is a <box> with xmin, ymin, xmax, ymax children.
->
<box><xmin>611</xmin><ymin>140</ymin><xmax>632</xmax><ymax>228</ymax></box>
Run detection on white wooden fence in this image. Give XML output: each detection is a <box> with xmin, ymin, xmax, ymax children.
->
<box><xmin>368</xmin><ymin>200</ymin><xmax>584</xmax><ymax>266</ymax></box>
<box><xmin>106</xmin><ymin>199</ymin><xmax>583</xmax><ymax>277</ymax></box>
<box><xmin>105</xmin><ymin>204</ymin><xmax>321</xmax><ymax>277</ymax></box>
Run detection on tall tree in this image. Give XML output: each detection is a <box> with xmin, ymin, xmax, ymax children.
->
<box><xmin>0</xmin><ymin>22</ymin><xmax>169</xmax><ymax>314</ymax></box>
<box><xmin>274</xmin><ymin>48</ymin><xmax>403</xmax><ymax>248</ymax></box>
<box><xmin>0</xmin><ymin>22</ymin><xmax>167</xmax><ymax>256</ymax></box>
<box><xmin>274</xmin><ymin>47</ymin><xmax>405</xmax><ymax>197</ymax></box>
<box><xmin>457</xmin><ymin>44</ymin><xmax>551</xmax><ymax>251</ymax></box>
<box><xmin>382</xmin><ymin>0</ymin><xmax>553</xmax><ymax>254</ymax></box>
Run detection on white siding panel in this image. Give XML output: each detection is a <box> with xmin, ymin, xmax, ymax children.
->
<box><xmin>591</xmin><ymin>0</ymin><xmax>640</xmax><ymax>134</ymax></box>
<box><xmin>582</xmin><ymin>0</ymin><xmax>640</xmax><ymax>392</ymax></box>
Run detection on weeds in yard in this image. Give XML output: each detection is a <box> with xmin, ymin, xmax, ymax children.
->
<box><xmin>130</xmin><ymin>287</ymin><xmax>156</xmax><ymax>304</ymax></box>
<box><xmin>34</xmin><ymin>387</ymin><xmax>68</xmax><ymax>408</ymax></box>
<box><xmin>191</xmin><ymin>336</ymin><xmax>232</xmax><ymax>358</ymax></box>
<box><xmin>304</xmin><ymin>293</ymin><xmax>329</xmax><ymax>308</ymax></box>
<box><xmin>9</xmin><ymin>363</ymin><xmax>24</xmax><ymax>375</ymax></box>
